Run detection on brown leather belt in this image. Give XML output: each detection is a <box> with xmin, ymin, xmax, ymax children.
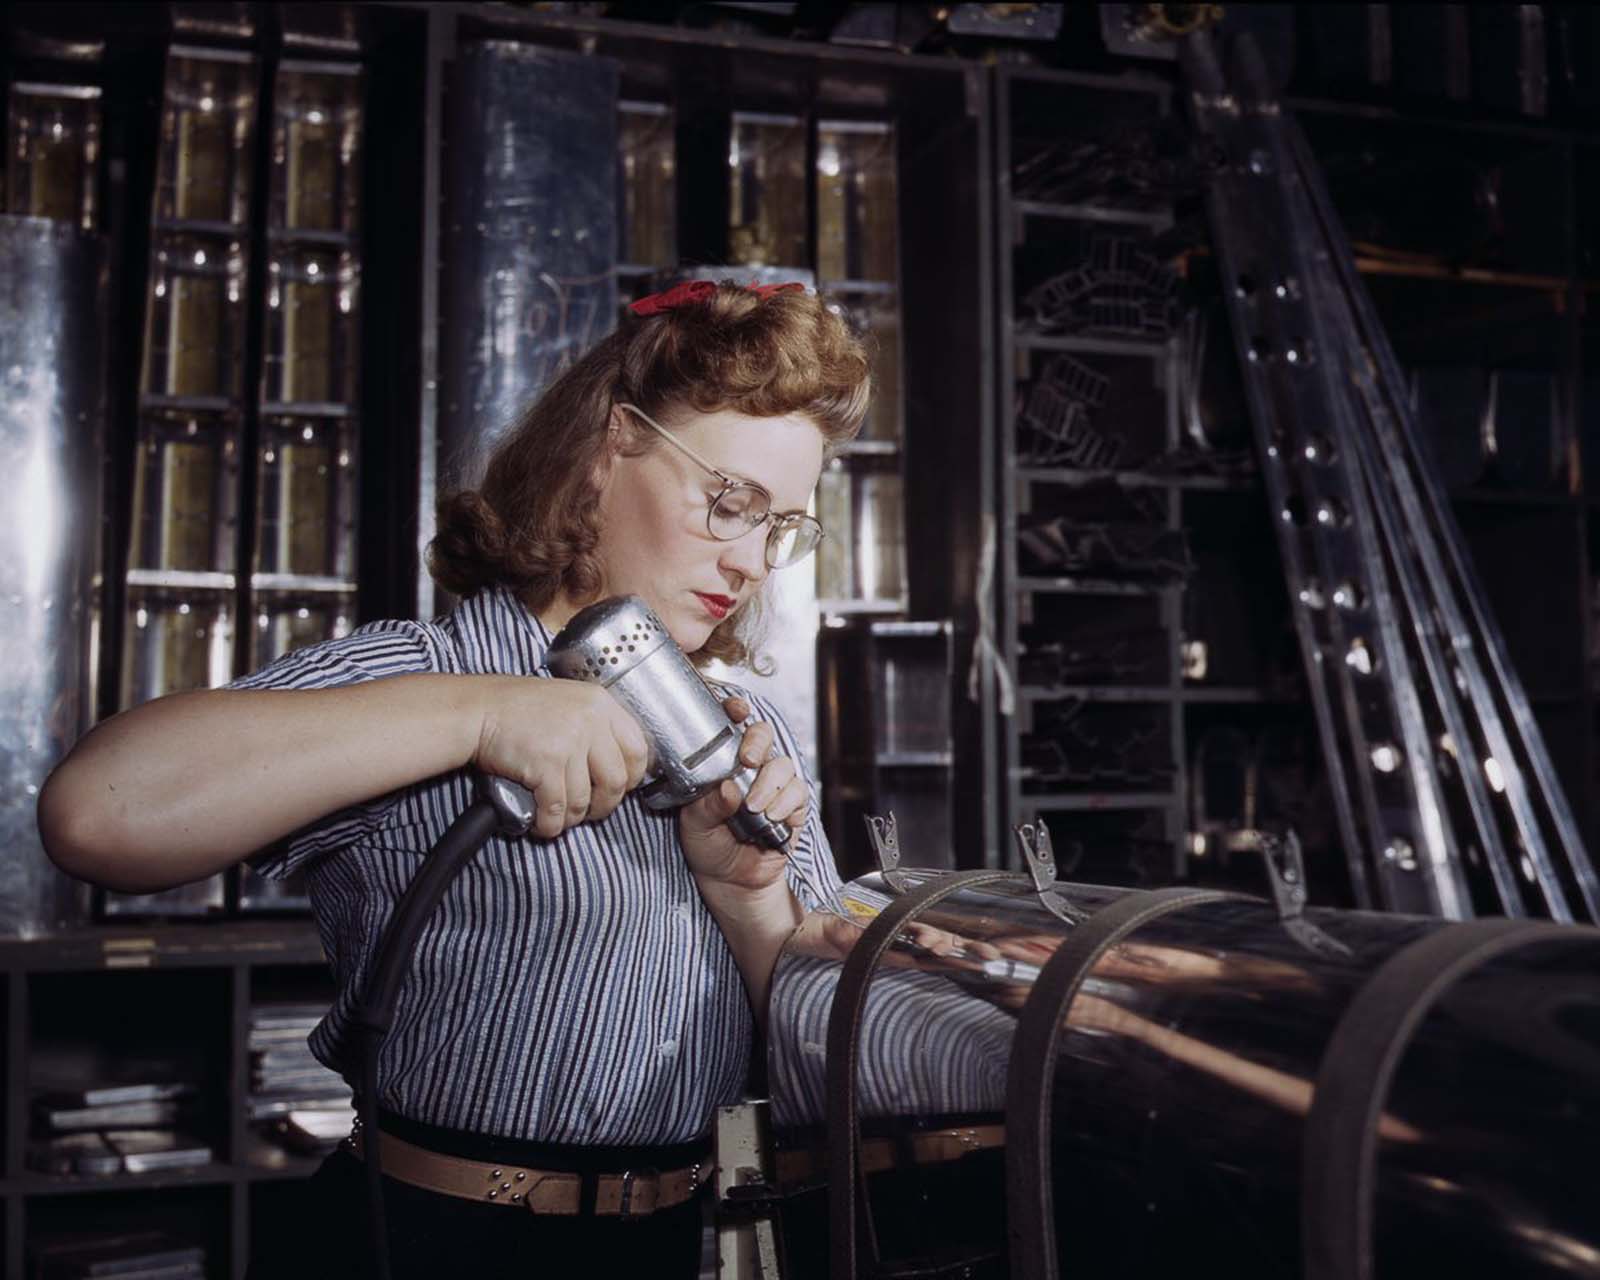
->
<box><xmin>351</xmin><ymin>1129</ymin><xmax>705</xmax><ymax>1216</ymax></box>
<box><xmin>775</xmin><ymin>1123</ymin><xmax>1004</xmax><ymax>1183</ymax></box>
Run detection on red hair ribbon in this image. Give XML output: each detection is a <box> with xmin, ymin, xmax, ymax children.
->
<box><xmin>628</xmin><ymin>279</ymin><xmax>804</xmax><ymax>316</ymax></box>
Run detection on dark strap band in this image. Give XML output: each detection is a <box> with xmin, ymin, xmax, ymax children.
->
<box><xmin>1303</xmin><ymin>918</ymin><xmax>1591</xmax><ymax>1280</ymax></box>
<box><xmin>1005</xmin><ymin>887</ymin><xmax>1238</xmax><ymax>1280</ymax></box>
<box><xmin>826</xmin><ymin>870</ymin><xmax>1023</xmax><ymax>1280</ymax></box>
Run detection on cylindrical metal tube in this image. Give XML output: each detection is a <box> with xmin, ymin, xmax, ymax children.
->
<box><xmin>766</xmin><ymin>869</ymin><xmax>1600</xmax><ymax>1279</ymax></box>
<box><xmin>0</xmin><ymin>216</ymin><xmax>104</xmax><ymax>937</ymax></box>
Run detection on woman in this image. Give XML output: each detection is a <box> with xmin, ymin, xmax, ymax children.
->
<box><xmin>38</xmin><ymin>279</ymin><xmax>870</xmax><ymax>1276</ymax></box>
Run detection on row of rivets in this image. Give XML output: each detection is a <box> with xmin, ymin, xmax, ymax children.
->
<box><xmin>485</xmin><ymin>1167</ymin><xmax>530</xmax><ymax>1200</ymax></box>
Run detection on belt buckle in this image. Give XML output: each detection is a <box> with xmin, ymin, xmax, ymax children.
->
<box><xmin>616</xmin><ymin>1166</ymin><xmax>662</xmax><ymax>1219</ymax></box>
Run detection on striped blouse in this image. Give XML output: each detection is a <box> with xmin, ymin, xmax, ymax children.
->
<box><xmin>231</xmin><ymin>584</ymin><xmax>843</xmax><ymax>1145</ymax></box>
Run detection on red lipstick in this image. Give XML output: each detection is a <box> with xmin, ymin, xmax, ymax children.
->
<box><xmin>695</xmin><ymin>592</ymin><xmax>734</xmax><ymax>620</ymax></box>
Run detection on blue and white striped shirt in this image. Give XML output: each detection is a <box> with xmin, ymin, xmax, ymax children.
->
<box><xmin>231</xmin><ymin>584</ymin><xmax>843</xmax><ymax>1145</ymax></box>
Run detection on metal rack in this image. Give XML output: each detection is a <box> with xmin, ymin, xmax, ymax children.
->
<box><xmin>993</xmin><ymin>65</ymin><xmax>1189</xmax><ymax>883</ymax></box>
<box><xmin>109</xmin><ymin>24</ymin><xmax>366</xmax><ymax>919</ymax></box>
<box><xmin>0</xmin><ymin>922</ymin><xmax>326</xmax><ymax>1280</ymax></box>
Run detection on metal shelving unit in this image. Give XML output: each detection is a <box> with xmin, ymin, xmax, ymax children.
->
<box><xmin>993</xmin><ymin>64</ymin><xmax>1186</xmax><ymax>883</ymax></box>
<box><xmin>0</xmin><ymin>922</ymin><xmax>326</xmax><ymax>1280</ymax></box>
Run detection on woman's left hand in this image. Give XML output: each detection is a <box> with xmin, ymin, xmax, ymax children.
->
<box><xmin>679</xmin><ymin>696</ymin><xmax>809</xmax><ymax>892</ymax></box>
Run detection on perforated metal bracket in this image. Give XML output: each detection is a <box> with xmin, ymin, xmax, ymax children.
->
<box><xmin>1257</xmin><ymin>828</ymin><xmax>1308</xmax><ymax>920</ymax></box>
<box><xmin>1248</xmin><ymin>828</ymin><xmax>1353</xmax><ymax>960</ymax></box>
<box><xmin>1013</xmin><ymin>820</ymin><xmax>1089</xmax><ymax>925</ymax></box>
<box><xmin>864</xmin><ymin>812</ymin><xmax>912</xmax><ymax>893</ymax></box>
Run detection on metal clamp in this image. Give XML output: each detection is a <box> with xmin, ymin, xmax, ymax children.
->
<box><xmin>1245</xmin><ymin>828</ymin><xmax>1352</xmax><ymax>960</ymax></box>
<box><xmin>1013</xmin><ymin>820</ymin><xmax>1089</xmax><ymax>925</ymax></box>
<box><xmin>1257</xmin><ymin>828</ymin><xmax>1308</xmax><ymax>920</ymax></box>
<box><xmin>864</xmin><ymin>812</ymin><xmax>912</xmax><ymax>893</ymax></box>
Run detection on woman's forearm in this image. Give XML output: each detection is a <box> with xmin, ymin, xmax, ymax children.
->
<box><xmin>37</xmin><ymin>675</ymin><xmax>487</xmax><ymax>892</ymax></box>
<box><xmin>693</xmin><ymin>875</ymin><xmax>805</xmax><ymax>1025</ymax></box>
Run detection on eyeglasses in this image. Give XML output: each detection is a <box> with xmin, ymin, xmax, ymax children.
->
<box><xmin>617</xmin><ymin>402</ymin><xmax>825</xmax><ymax>570</ymax></box>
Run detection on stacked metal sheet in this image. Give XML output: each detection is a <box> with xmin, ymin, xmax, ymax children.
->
<box><xmin>28</xmin><ymin>1231</ymin><xmax>205</xmax><ymax>1280</ymax></box>
<box><xmin>247</xmin><ymin>1001</ymin><xmax>351</xmax><ymax>1141</ymax></box>
<box><xmin>27</xmin><ymin>1082</ymin><xmax>211</xmax><ymax>1176</ymax></box>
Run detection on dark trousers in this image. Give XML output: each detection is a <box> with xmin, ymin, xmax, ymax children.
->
<box><xmin>248</xmin><ymin>1120</ymin><xmax>707</xmax><ymax>1280</ymax></box>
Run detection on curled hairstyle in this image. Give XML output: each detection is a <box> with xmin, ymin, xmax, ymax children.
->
<box><xmin>427</xmin><ymin>282</ymin><xmax>871</xmax><ymax>667</ymax></box>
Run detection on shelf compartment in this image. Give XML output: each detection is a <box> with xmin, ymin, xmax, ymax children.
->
<box><xmin>249</xmin><ymin>588</ymin><xmax>357</xmax><ymax>672</ymax></box>
<box><xmin>1019</xmin><ymin>700</ymin><xmax>1174</xmax><ymax>799</ymax></box>
<box><xmin>1006</xmin><ymin>73</ymin><xmax>1170</xmax><ymax>215</ymax></box>
<box><xmin>1015</xmin><ymin>807</ymin><xmax>1174</xmax><ymax>888</ymax></box>
<box><xmin>243</xmin><ymin>966</ymin><xmax>348</xmax><ymax>1171</ymax></box>
<box><xmin>817</xmin><ymin>119</ymin><xmax>898</xmax><ymax>287</ymax></box>
<box><xmin>261</xmin><ymin>246</ymin><xmax>360</xmax><ymax>408</ymax></box>
<box><xmin>152</xmin><ymin>49</ymin><xmax>258</xmax><ymax>228</ymax></box>
<box><xmin>5</xmin><ymin>82</ymin><xmax>103</xmax><ymax>229</ymax></box>
<box><xmin>728</xmin><ymin>110</ymin><xmax>808</xmax><ymax>269</ymax></box>
<box><xmin>120</xmin><ymin>586</ymin><xmax>235</xmax><ymax>709</ymax></box>
<box><xmin>26</xmin><ymin>969</ymin><xmax>230</xmax><ymax>1183</ymax></box>
<box><xmin>816</xmin><ymin>458</ymin><xmax>907</xmax><ymax>610</ymax></box>
<box><xmin>618</xmin><ymin>100</ymin><xmax>676</xmax><ymax>271</ymax></box>
<box><xmin>1017</xmin><ymin>592</ymin><xmax>1169</xmax><ymax>688</ymax></box>
<box><xmin>1012</xmin><ymin>218</ymin><xmax>1179</xmax><ymax>347</ymax></box>
<box><xmin>1181</xmin><ymin>490</ymin><xmax>1299</xmax><ymax>693</ymax></box>
<box><xmin>254</xmin><ymin>413</ymin><xmax>359</xmax><ymax>581</ymax></box>
<box><xmin>128</xmin><ymin>408</ymin><xmax>243</xmax><ymax>577</ymax></box>
<box><xmin>1011</xmin><ymin>345</ymin><xmax>1170</xmax><ymax>471</ymax></box>
<box><xmin>25</xmin><ymin>1185</ymin><xmax>226</xmax><ymax>1275</ymax></box>
<box><xmin>831</xmin><ymin>287</ymin><xmax>903</xmax><ymax>447</ymax></box>
<box><xmin>268</xmin><ymin>61</ymin><xmax>363</xmax><ymax>239</ymax></box>
<box><xmin>141</xmin><ymin>232</ymin><xmax>249</xmax><ymax>402</ymax></box>
<box><xmin>869</xmin><ymin>766</ymin><xmax>957</xmax><ymax>871</ymax></box>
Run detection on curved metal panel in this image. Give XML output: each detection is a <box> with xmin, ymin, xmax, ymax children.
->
<box><xmin>768</xmin><ymin>868</ymin><xmax>1600</xmax><ymax>1279</ymax></box>
<box><xmin>0</xmin><ymin>215</ymin><xmax>104</xmax><ymax>935</ymax></box>
<box><xmin>438</xmin><ymin>40</ymin><xmax>619</xmax><ymax>491</ymax></box>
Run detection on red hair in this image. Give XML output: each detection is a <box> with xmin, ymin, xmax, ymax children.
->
<box><xmin>427</xmin><ymin>282</ymin><xmax>870</xmax><ymax>666</ymax></box>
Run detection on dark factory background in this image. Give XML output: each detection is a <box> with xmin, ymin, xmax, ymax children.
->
<box><xmin>1</xmin><ymin>3</ymin><xmax>1597</xmax><ymax>1276</ymax></box>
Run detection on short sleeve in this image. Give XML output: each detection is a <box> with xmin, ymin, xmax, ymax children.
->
<box><xmin>229</xmin><ymin>619</ymin><xmax>444</xmax><ymax>693</ymax></box>
<box><xmin>228</xmin><ymin>620</ymin><xmax>447</xmax><ymax>879</ymax></box>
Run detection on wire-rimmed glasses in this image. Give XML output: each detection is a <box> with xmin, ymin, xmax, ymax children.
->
<box><xmin>617</xmin><ymin>402</ymin><xmax>825</xmax><ymax>569</ymax></box>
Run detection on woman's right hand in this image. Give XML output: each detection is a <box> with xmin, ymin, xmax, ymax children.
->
<box><xmin>471</xmin><ymin>678</ymin><xmax>651</xmax><ymax>839</ymax></box>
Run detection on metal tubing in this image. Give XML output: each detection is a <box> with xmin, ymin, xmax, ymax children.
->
<box><xmin>768</xmin><ymin>870</ymin><xmax>1600</xmax><ymax>1279</ymax></box>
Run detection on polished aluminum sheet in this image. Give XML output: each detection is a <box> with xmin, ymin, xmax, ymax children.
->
<box><xmin>0</xmin><ymin>216</ymin><xmax>105</xmax><ymax>935</ymax></box>
<box><xmin>439</xmin><ymin>41</ymin><xmax>618</xmax><ymax>491</ymax></box>
<box><xmin>769</xmin><ymin>870</ymin><xmax>1600</xmax><ymax>1277</ymax></box>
